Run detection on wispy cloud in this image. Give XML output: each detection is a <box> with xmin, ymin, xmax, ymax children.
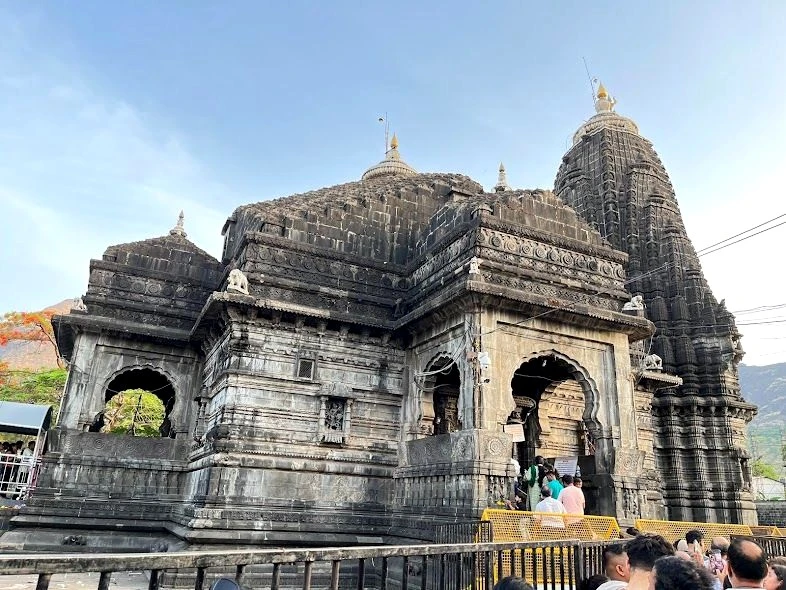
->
<box><xmin>0</xmin><ymin>13</ymin><xmax>231</xmax><ymax>312</ymax></box>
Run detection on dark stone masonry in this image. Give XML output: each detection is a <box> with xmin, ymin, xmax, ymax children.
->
<box><xmin>0</xmin><ymin>88</ymin><xmax>756</xmax><ymax>553</ymax></box>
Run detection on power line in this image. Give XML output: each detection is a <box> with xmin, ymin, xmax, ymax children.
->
<box><xmin>698</xmin><ymin>220</ymin><xmax>786</xmax><ymax>257</ymax></box>
<box><xmin>733</xmin><ymin>304</ymin><xmax>786</xmax><ymax>315</ymax></box>
<box><xmin>737</xmin><ymin>319</ymin><xmax>786</xmax><ymax>326</ymax></box>
<box><xmin>695</xmin><ymin>213</ymin><xmax>786</xmax><ymax>254</ymax></box>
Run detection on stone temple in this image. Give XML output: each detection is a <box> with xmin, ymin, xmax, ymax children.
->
<box><xmin>4</xmin><ymin>86</ymin><xmax>756</xmax><ymax>550</ymax></box>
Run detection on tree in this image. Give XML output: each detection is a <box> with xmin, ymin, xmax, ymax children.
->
<box><xmin>0</xmin><ymin>310</ymin><xmax>63</xmax><ymax>368</ymax></box>
<box><xmin>0</xmin><ymin>368</ymin><xmax>67</xmax><ymax>442</ymax></box>
<box><xmin>752</xmin><ymin>458</ymin><xmax>780</xmax><ymax>481</ymax></box>
<box><xmin>0</xmin><ymin>360</ymin><xmax>9</xmax><ymax>386</ymax></box>
<box><xmin>102</xmin><ymin>389</ymin><xmax>166</xmax><ymax>437</ymax></box>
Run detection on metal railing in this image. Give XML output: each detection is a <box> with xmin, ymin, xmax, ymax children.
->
<box><xmin>434</xmin><ymin>520</ymin><xmax>493</xmax><ymax>544</ymax></box>
<box><xmin>0</xmin><ymin>452</ymin><xmax>40</xmax><ymax>501</ymax></box>
<box><xmin>0</xmin><ymin>539</ymin><xmax>606</xmax><ymax>590</ymax></box>
<box><xmin>732</xmin><ymin>535</ymin><xmax>786</xmax><ymax>559</ymax></box>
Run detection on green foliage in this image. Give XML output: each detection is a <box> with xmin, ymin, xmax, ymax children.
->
<box><xmin>0</xmin><ymin>368</ymin><xmax>66</xmax><ymax>442</ymax></box>
<box><xmin>753</xmin><ymin>459</ymin><xmax>781</xmax><ymax>481</ymax></box>
<box><xmin>102</xmin><ymin>389</ymin><xmax>165</xmax><ymax>437</ymax></box>
<box><xmin>0</xmin><ymin>368</ymin><xmax>66</xmax><ymax>410</ymax></box>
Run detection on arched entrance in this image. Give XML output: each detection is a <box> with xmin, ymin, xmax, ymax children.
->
<box><xmin>421</xmin><ymin>356</ymin><xmax>461</xmax><ymax>436</ymax></box>
<box><xmin>509</xmin><ymin>352</ymin><xmax>600</xmax><ymax>474</ymax></box>
<box><xmin>90</xmin><ymin>368</ymin><xmax>176</xmax><ymax>437</ymax></box>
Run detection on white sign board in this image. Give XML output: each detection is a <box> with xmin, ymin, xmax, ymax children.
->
<box><xmin>553</xmin><ymin>456</ymin><xmax>579</xmax><ymax>477</ymax></box>
<box><xmin>503</xmin><ymin>423</ymin><xmax>526</xmax><ymax>443</ymax></box>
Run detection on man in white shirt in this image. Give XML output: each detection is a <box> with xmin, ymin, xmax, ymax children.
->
<box><xmin>534</xmin><ymin>485</ymin><xmax>566</xmax><ymax>528</ymax></box>
<box><xmin>596</xmin><ymin>543</ymin><xmax>630</xmax><ymax>590</ymax></box>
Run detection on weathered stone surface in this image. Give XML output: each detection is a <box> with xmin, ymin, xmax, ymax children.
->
<box><xmin>554</xmin><ymin>89</ymin><xmax>756</xmax><ymax>523</ymax></box>
<box><xmin>7</xmin><ymin>127</ymin><xmax>737</xmax><ymax>551</ymax></box>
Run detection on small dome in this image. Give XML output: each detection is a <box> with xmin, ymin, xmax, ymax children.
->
<box><xmin>361</xmin><ymin>133</ymin><xmax>417</xmax><ymax>181</ymax></box>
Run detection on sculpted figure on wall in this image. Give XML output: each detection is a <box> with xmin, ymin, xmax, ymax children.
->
<box><xmin>226</xmin><ymin>269</ymin><xmax>249</xmax><ymax>295</ymax></box>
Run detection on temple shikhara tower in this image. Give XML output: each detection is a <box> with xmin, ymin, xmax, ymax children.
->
<box><xmin>555</xmin><ymin>84</ymin><xmax>756</xmax><ymax>522</ymax></box>
<box><xmin>1</xmin><ymin>84</ymin><xmax>756</xmax><ymax>552</ymax></box>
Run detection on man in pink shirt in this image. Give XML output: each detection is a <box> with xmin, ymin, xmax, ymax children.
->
<box><xmin>559</xmin><ymin>474</ymin><xmax>585</xmax><ymax>515</ymax></box>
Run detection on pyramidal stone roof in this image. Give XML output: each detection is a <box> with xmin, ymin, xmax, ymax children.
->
<box><xmin>103</xmin><ymin>212</ymin><xmax>220</xmax><ymax>267</ymax></box>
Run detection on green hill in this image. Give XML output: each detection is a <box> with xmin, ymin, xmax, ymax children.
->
<box><xmin>741</xmin><ymin>363</ymin><xmax>786</xmax><ymax>475</ymax></box>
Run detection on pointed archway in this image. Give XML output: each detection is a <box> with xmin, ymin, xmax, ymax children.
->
<box><xmin>421</xmin><ymin>355</ymin><xmax>462</xmax><ymax>436</ymax></box>
<box><xmin>509</xmin><ymin>351</ymin><xmax>607</xmax><ymax>513</ymax></box>
<box><xmin>89</xmin><ymin>367</ymin><xmax>176</xmax><ymax>438</ymax></box>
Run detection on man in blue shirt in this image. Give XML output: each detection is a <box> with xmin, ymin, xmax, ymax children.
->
<box><xmin>545</xmin><ymin>469</ymin><xmax>564</xmax><ymax>499</ymax></box>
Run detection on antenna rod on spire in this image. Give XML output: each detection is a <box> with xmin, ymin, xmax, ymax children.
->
<box><xmin>378</xmin><ymin>113</ymin><xmax>389</xmax><ymax>154</ymax></box>
<box><xmin>582</xmin><ymin>57</ymin><xmax>597</xmax><ymax>102</ymax></box>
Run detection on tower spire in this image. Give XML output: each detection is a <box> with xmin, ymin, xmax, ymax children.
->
<box><xmin>169</xmin><ymin>210</ymin><xmax>187</xmax><ymax>238</ymax></box>
<box><xmin>494</xmin><ymin>162</ymin><xmax>511</xmax><ymax>192</ymax></box>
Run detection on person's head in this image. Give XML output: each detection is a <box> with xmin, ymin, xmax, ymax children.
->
<box><xmin>540</xmin><ymin>485</ymin><xmax>552</xmax><ymax>499</ymax></box>
<box><xmin>578</xmin><ymin>574</ymin><xmax>608</xmax><ymax>590</ymax></box>
<box><xmin>727</xmin><ymin>538</ymin><xmax>768</xmax><ymax>587</ymax></box>
<box><xmin>685</xmin><ymin>529</ymin><xmax>704</xmax><ymax>546</ymax></box>
<box><xmin>15</xmin><ymin>440</ymin><xmax>23</xmax><ymax>450</ymax></box>
<box><xmin>626</xmin><ymin>526</ymin><xmax>641</xmax><ymax>537</ymax></box>
<box><xmin>27</xmin><ymin>441</ymin><xmax>35</xmax><ymax>450</ymax></box>
<box><xmin>676</xmin><ymin>539</ymin><xmax>689</xmax><ymax>552</ymax></box>
<box><xmin>535</xmin><ymin>455</ymin><xmax>544</xmax><ymax>465</ymax></box>
<box><xmin>493</xmin><ymin>576</ymin><xmax>534</xmax><ymax>590</ymax></box>
<box><xmin>574</xmin><ymin>476</ymin><xmax>583</xmax><ymax>488</ymax></box>
<box><xmin>652</xmin><ymin>555</ymin><xmax>716</xmax><ymax>590</ymax></box>
<box><xmin>711</xmin><ymin>536</ymin><xmax>730</xmax><ymax>557</ymax></box>
<box><xmin>561</xmin><ymin>474</ymin><xmax>574</xmax><ymax>486</ymax></box>
<box><xmin>771</xmin><ymin>556</ymin><xmax>786</xmax><ymax>567</ymax></box>
<box><xmin>674</xmin><ymin>550</ymin><xmax>692</xmax><ymax>561</ymax></box>
<box><xmin>625</xmin><ymin>533</ymin><xmax>674</xmax><ymax>572</ymax></box>
<box><xmin>602</xmin><ymin>543</ymin><xmax>630</xmax><ymax>582</ymax></box>
<box><xmin>546</xmin><ymin>472</ymin><xmax>555</xmax><ymax>481</ymax></box>
<box><xmin>765</xmin><ymin>564</ymin><xmax>786</xmax><ymax>590</ymax></box>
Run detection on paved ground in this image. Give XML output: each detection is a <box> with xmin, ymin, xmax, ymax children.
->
<box><xmin>2</xmin><ymin>572</ymin><xmax>150</xmax><ymax>589</ymax></box>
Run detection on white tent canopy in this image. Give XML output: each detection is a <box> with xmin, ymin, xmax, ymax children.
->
<box><xmin>0</xmin><ymin>401</ymin><xmax>52</xmax><ymax>436</ymax></box>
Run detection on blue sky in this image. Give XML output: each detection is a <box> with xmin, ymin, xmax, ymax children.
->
<box><xmin>1</xmin><ymin>2</ymin><xmax>785</xmax><ymax>364</ymax></box>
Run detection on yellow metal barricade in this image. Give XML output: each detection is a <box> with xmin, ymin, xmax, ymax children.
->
<box><xmin>481</xmin><ymin>509</ymin><xmax>621</xmax><ymax>585</ymax></box>
<box><xmin>481</xmin><ymin>509</ymin><xmax>621</xmax><ymax>542</ymax></box>
<box><xmin>751</xmin><ymin>525</ymin><xmax>784</xmax><ymax>537</ymax></box>
<box><xmin>635</xmin><ymin>519</ymin><xmax>753</xmax><ymax>545</ymax></box>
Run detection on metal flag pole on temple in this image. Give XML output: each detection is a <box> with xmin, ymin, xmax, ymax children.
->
<box><xmin>378</xmin><ymin>113</ymin><xmax>389</xmax><ymax>153</ymax></box>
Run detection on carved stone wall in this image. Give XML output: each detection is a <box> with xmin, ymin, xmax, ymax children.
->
<box><xmin>555</xmin><ymin>117</ymin><xmax>757</xmax><ymax>523</ymax></box>
<box><xmin>16</xmin><ymin>166</ymin><xmax>683</xmax><ymax>551</ymax></box>
<box><xmin>394</xmin><ymin>429</ymin><xmax>513</xmax><ymax>518</ymax></box>
<box><xmin>57</xmin><ymin>330</ymin><xmax>200</xmax><ymax>437</ymax></box>
<box><xmin>537</xmin><ymin>380</ymin><xmax>586</xmax><ymax>458</ymax></box>
<box><xmin>179</xmin><ymin>313</ymin><xmax>405</xmax><ymax>544</ymax></box>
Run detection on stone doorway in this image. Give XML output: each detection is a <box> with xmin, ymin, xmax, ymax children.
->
<box><xmin>432</xmin><ymin>364</ymin><xmax>460</xmax><ymax>435</ymax></box>
<box><xmin>420</xmin><ymin>356</ymin><xmax>462</xmax><ymax>436</ymax></box>
<box><xmin>509</xmin><ymin>353</ymin><xmax>597</xmax><ymax>474</ymax></box>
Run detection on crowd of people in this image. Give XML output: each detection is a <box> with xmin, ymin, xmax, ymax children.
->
<box><xmin>506</xmin><ymin>455</ymin><xmax>585</xmax><ymax>522</ymax></box>
<box><xmin>0</xmin><ymin>439</ymin><xmax>37</xmax><ymax>499</ymax></box>
<box><xmin>493</xmin><ymin>532</ymin><xmax>786</xmax><ymax>590</ymax></box>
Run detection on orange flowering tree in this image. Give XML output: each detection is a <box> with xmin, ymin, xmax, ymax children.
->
<box><xmin>0</xmin><ymin>310</ymin><xmax>63</xmax><ymax>368</ymax></box>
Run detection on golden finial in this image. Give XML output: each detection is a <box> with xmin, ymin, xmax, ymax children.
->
<box><xmin>597</xmin><ymin>82</ymin><xmax>608</xmax><ymax>99</ymax></box>
<box><xmin>390</xmin><ymin>133</ymin><xmax>399</xmax><ymax>150</ymax></box>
